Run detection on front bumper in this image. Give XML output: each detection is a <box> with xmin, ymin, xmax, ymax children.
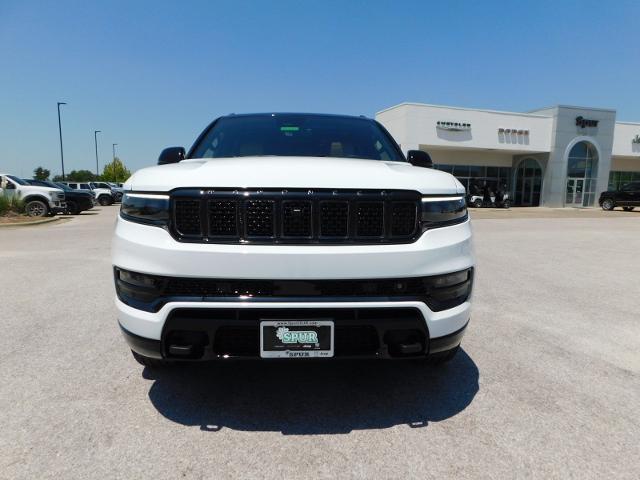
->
<box><xmin>119</xmin><ymin>306</ymin><xmax>470</xmax><ymax>360</ymax></box>
<box><xmin>52</xmin><ymin>201</ymin><xmax>66</xmax><ymax>214</ymax></box>
<box><xmin>113</xmin><ymin>215</ymin><xmax>474</xmax><ymax>359</ymax></box>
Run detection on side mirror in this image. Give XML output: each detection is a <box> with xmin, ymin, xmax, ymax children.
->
<box><xmin>158</xmin><ymin>146</ymin><xmax>186</xmax><ymax>165</ymax></box>
<box><xmin>407</xmin><ymin>150</ymin><xmax>433</xmax><ymax>168</ymax></box>
<box><xmin>5</xmin><ymin>181</ymin><xmax>16</xmax><ymax>190</ymax></box>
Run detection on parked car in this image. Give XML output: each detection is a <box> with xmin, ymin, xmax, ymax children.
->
<box><xmin>0</xmin><ymin>173</ymin><xmax>65</xmax><ymax>216</ymax></box>
<box><xmin>113</xmin><ymin>113</ymin><xmax>474</xmax><ymax>368</ymax></box>
<box><xmin>599</xmin><ymin>182</ymin><xmax>640</xmax><ymax>211</ymax></box>
<box><xmin>108</xmin><ymin>183</ymin><xmax>125</xmax><ymax>201</ymax></box>
<box><xmin>91</xmin><ymin>182</ymin><xmax>123</xmax><ymax>202</ymax></box>
<box><xmin>25</xmin><ymin>180</ymin><xmax>95</xmax><ymax>215</ymax></box>
<box><xmin>64</xmin><ymin>182</ymin><xmax>114</xmax><ymax>206</ymax></box>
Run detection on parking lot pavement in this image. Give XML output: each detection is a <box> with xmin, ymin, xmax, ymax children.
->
<box><xmin>471</xmin><ymin>205</ymin><xmax>640</xmax><ymax>219</ymax></box>
<box><xmin>0</xmin><ymin>207</ymin><xmax>638</xmax><ymax>479</ymax></box>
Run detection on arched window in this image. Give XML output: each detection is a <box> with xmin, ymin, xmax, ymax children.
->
<box><xmin>566</xmin><ymin>141</ymin><xmax>599</xmax><ymax>207</ymax></box>
<box><xmin>567</xmin><ymin>142</ymin><xmax>598</xmax><ymax>178</ymax></box>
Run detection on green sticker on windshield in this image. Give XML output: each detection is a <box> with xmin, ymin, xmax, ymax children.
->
<box><xmin>280</xmin><ymin>126</ymin><xmax>299</xmax><ymax>132</ymax></box>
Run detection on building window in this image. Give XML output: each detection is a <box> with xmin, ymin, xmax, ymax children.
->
<box><xmin>609</xmin><ymin>171</ymin><xmax>640</xmax><ymax>190</ymax></box>
<box><xmin>433</xmin><ymin>164</ymin><xmax>512</xmax><ymax>194</ymax></box>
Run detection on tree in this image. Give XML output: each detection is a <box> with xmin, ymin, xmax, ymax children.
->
<box><xmin>33</xmin><ymin>167</ymin><xmax>50</xmax><ymax>180</ymax></box>
<box><xmin>101</xmin><ymin>157</ymin><xmax>131</xmax><ymax>183</ymax></box>
<box><xmin>66</xmin><ymin>170</ymin><xmax>97</xmax><ymax>182</ymax></box>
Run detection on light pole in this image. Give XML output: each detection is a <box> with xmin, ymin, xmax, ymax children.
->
<box><xmin>94</xmin><ymin>130</ymin><xmax>101</xmax><ymax>177</ymax></box>
<box><xmin>112</xmin><ymin>143</ymin><xmax>118</xmax><ymax>183</ymax></box>
<box><xmin>57</xmin><ymin>102</ymin><xmax>67</xmax><ymax>181</ymax></box>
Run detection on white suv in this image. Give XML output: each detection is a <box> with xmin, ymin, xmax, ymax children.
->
<box><xmin>65</xmin><ymin>182</ymin><xmax>114</xmax><ymax>206</ymax></box>
<box><xmin>0</xmin><ymin>173</ymin><xmax>65</xmax><ymax>216</ymax></box>
<box><xmin>112</xmin><ymin>113</ymin><xmax>474</xmax><ymax>367</ymax></box>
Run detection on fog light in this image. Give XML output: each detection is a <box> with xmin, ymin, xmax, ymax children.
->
<box><xmin>432</xmin><ymin>270</ymin><xmax>469</xmax><ymax>288</ymax></box>
<box><xmin>118</xmin><ymin>269</ymin><xmax>158</xmax><ymax>288</ymax></box>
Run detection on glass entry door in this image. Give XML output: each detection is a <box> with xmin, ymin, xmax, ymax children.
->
<box><xmin>566</xmin><ymin>178</ymin><xmax>585</xmax><ymax>206</ymax></box>
<box><xmin>514</xmin><ymin>158</ymin><xmax>543</xmax><ymax>206</ymax></box>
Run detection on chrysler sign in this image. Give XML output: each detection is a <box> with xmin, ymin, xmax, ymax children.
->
<box><xmin>437</xmin><ymin>121</ymin><xmax>471</xmax><ymax>131</ymax></box>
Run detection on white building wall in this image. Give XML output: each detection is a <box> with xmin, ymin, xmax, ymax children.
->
<box><xmin>611</xmin><ymin>122</ymin><xmax>640</xmax><ymax>172</ymax></box>
<box><xmin>377</xmin><ymin>103</ymin><xmax>553</xmax><ymax>154</ymax></box>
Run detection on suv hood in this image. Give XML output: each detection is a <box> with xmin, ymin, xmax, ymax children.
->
<box><xmin>29</xmin><ymin>186</ymin><xmax>63</xmax><ymax>194</ymax></box>
<box><xmin>127</xmin><ymin>157</ymin><xmax>463</xmax><ymax>195</ymax></box>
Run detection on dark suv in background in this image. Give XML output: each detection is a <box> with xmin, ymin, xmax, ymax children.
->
<box><xmin>599</xmin><ymin>182</ymin><xmax>640</xmax><ymax>211</ymax></box>
<box><xmin>25</xmin><ymin>180</ymin><xmax>95</xmax><ymax>215</ymax></box>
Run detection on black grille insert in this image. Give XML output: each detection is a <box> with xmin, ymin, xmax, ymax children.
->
<box><xmin>282</xmin><ymin>201</ymin><xmax>312</xmax><ymax>237</ymax></box>
<box><xmin>170</xmin><ymin>189</ymin><xmax>420</xmax><ymax>244</ymax></box>
<box><xmin>246</xmin><ymin>200</ymin><xmax>275</xmax><ymax>237</ymax></box>
<box><xmin>319</xmin><ymin>201</ymin><xmax>349</xmax><ymax>237</ymax></box>
<box><xmin>391</xmin><ymin>202</ymin><xmax>418</xmax><ymax>236</ymax></box>
<box><xmin>208</xmin><ymin>200</ymin><xmax>238</xmax><ymax>236</ymax></box>
<box><xmin>174</xmin><ymin>199</ymin><xmax>201</xmax><ymax>236</ymax></box>
<box><xmin>356</xmin><ymin>202</ymin><xmax>384</xmax><ymax>237</ymax></box>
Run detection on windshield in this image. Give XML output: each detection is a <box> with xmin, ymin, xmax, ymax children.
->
<box><xmin>7</xmin><ymin>175</ymin><xmax>28</xmax><ymax>185</ymax></box>
<box><xmin>190</xmin><ymin>114</ymin><xmax>405</xmax><ymax>162</ymax></box>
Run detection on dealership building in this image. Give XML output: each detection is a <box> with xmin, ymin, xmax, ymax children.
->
<box><xmin>376</xmin><ymin>103</ymin><xmax>640</xmax><ymax>207</ymax></box>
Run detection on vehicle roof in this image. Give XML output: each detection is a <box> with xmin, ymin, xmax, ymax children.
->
<box><xmin>219</xmin><ymin>112</ymin><xmax>371</xmax><ymax>121</ymax></box>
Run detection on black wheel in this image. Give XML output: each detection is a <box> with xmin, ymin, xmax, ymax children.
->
<box><xmin>98</xmin><ymin>195</ymin><xmax>112</xmax><ymax>206</ymax></box>
<box><xmin>502</xmin><ymin>200</ymin><xmax>512</xmax><ymax>209</ymax></box>
<box><xmin>622</xmin><ymin>206</ymin><xmax>635</xmax><ymax>212</ymax></box>
<box><xmin>601</xmin><ymin>199</ymin><xmax>615</xmax><ymax>211</ymax></box>
<box><xmin>427</xmin><ymin>345</ymin><xmax>460</xmax><ymax>366</ymax></box>
<box><xmin>471</xmin><ymin>198</ymin><xmax>483</xmax><ymax>208</ymax></box>
<box><xmin>65</xmin><ymin>200</ymin><xmax>80</xmax><ymax>215</ymax></box>
<box><xmin>25</xmin><ymin>199</ymin><xmax>48</xmax><ymax>217</ymax></box>
<box><xmin>131</xmin><ymin>350</ymin><xmax>173</xmax><ymax>368</ymax></box>
<box><xmin>114</xmin><ymin>192</ymin><xmax>123</xmax><ymax>202</ymax></box>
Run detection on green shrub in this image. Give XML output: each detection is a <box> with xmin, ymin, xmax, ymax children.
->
<box><xmin>0</xmin><ymin>194</ymin><xmax>25</xmax><ymax>215</ymax></box>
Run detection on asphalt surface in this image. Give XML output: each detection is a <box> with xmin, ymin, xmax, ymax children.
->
<box><xmin>1</xmin><ymin>207</ymin><xmax>638</xmax><ymax>479</ymax></box>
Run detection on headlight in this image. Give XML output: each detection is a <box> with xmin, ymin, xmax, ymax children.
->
<box><xmin>421</xmin><ymin>196</ymin><xmax>467</xmax><ymax>229</ymax></box>
<box><xmin>120</xmin><ymin>193</ymin><xmax>170</xmax><ymax>225</ymax></box>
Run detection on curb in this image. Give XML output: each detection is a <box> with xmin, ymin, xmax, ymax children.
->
<box><xmin>0</xmin><ymin>216</ymin><xmax>61</xmax><ymax>228</ymax></box>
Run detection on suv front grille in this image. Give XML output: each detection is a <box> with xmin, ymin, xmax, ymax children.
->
<box><xmin>170</xmin><ymin>188</ymin><xmax>420</xmax><ymax>244</ymax></box>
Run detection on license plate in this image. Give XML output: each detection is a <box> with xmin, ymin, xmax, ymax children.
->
<box><xmin>260</xmin><ymin>320</ymin><xmax>334</xmax><ymax>358</ymax></box>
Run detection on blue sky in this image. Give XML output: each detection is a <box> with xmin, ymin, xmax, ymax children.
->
<box><xmin>1</xmin><ymin>0</ymin><xmax>638</xmax><ymax>176</ymax></box>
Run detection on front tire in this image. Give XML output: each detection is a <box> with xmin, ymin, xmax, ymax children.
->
<box><xmin>131</xmin><ymin>350</ymin><xmax>172</xmax><ymax>368</ymax></box>
<box><xmin>622</xmin><ymin>206</ymin><xmax>635</xmax><ymax>212</ymax></box>
<box><xmin>471</xmin><ymin>198</ymin><xmax>483</xmax><ymax>208</ymax></box>
<box><xmin>502</xmin><ymin>200</ymin><xmax>512</xmax><ymax>209</ymax></box>
<box><xmin>65</xmin><ymin>200</ymin><xmax>80</xmax><ymax>215</ymax></box>
<box><xmin>25</xmin><ymin>199</ymin><xmax>49</xmax><ymax>217</ymax></box>
<box><xmin>601</xmin><ymin>199</ymin><xmax>615</xmax><ymax>211</ymax></box>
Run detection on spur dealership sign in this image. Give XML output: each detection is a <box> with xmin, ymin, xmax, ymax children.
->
<box><xmin>576</xmin><ymin>116</ymin><xmax>599</xmax><ymax>128</ymax></box>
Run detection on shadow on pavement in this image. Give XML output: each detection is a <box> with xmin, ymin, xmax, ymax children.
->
<box><xmin>146</xmin><ymin>350</ymin><xmax>479</xmax><ymax>434</ymax></box>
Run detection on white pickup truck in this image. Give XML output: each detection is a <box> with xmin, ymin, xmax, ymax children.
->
<box><xmin>0</xmin><ymin>173</ymin><xmax>66</xmax><ymax>216</ymax></box>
